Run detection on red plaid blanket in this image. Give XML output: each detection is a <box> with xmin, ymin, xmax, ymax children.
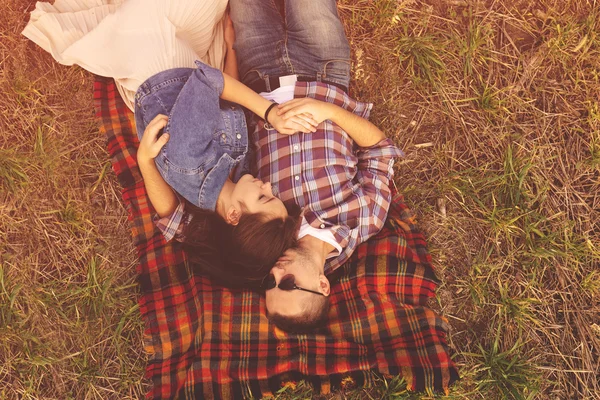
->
<box><xmin>93</xmin><ymin>76</ymin><xmax>459</xmax><ymax>399</ymax></box>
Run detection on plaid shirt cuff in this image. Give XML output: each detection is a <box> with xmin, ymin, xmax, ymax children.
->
<box><xmin>153</xmin><ymin>199</ymin><xmax>187</xmax><ymax>242</ymax></box>
<box><xmin>357</xmin><ymin>137</ymin><xmax>405</xmax><ymax>159</ymax></box>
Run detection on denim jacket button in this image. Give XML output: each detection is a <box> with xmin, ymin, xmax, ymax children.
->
<box><xmin>221</xmin><ymin>133</ymin><xmax>226</xmax><ymax>139</ymax></box>
<box><xmin>236</xmin><ymin>133</ymin><xmax>242</xmax><ymax>139</ymax></box>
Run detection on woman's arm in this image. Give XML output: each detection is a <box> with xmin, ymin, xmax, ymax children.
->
<box><xmin>220</xmin><ymin>72</ymin><xmax>318</xmax><ymax>135</ymax></box>
<box><xmin>276</xmin><ymin>98</ymin><xmax>386</xmax><ymax>147</ymax></box>
<box><xmin>137</xmin><ymin>114</ymin><xmax>178</xmax><ymax>217</ymax></box>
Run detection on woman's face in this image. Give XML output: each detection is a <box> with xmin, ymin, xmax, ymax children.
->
<box><xmin>231</xmin><ymin>175</ymin><xmax>288</xmax><ymax>219</ymax></box>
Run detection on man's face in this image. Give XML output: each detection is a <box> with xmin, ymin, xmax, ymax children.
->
<box><xmin>264</xmin><ymin>246</ymin><xmax>328</xmax><ymax>316</ymax></box>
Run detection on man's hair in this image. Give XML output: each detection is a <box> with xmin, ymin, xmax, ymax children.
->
<box><xmin>181</xmin><ymin>202</ymin><xmax>301</xmax><ymax>289</ymax></box>
<box><xmin>267</xmin><ymin>295</ymin><xmax>330</xmax><ymax>333</ymax></box>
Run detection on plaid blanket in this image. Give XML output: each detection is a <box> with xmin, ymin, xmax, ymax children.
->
<box><xmin>93</xmin><ymin>76</ymin><xmax>459</xmax><ymax>399</ymax></box>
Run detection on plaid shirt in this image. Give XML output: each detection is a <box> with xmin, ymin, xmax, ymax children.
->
<box><xmin>252</xmin><ymin>82</ymin><xmax>403</xmax><ymax>272</ymax></box>
<box><xmin>156</xmin><ymin>82</ymin><xmax>403</xmax><ymax>272</ymax></box>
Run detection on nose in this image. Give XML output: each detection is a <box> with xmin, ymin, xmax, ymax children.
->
<box><xmin>270</xmin><ymin>262</ymin><xmax>284</xmax><ymax>275</ymax></box>
<box><xmin>261</xmin><ymin>182</ymin><xmax>274</xmax><ymax>196</ymax></box>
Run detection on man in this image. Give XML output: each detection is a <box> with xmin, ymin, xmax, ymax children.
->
<box><xmin>230</xmin><ymin>0</ymin><xmax>403</xmax><ymax>331</ymax></box>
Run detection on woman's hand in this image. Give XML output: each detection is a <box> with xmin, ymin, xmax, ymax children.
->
<box><xmin>224</xmin><ymin>13</ymin><xmax>236</xmax><ymax>50</ymax></box>
<box><xmin>138</xmin><ymin>114</ymin><xmax>169</xmax><ymax>162</ymax></box>
<box><xmin>277</xmin><ymin>98</ymin><xmax>336</xmax><ymax>125</ymax></box>
<box><xmin>267</xmin><ymin>111</ymin><xmax>318</xmax><ymax>135</ymax></box>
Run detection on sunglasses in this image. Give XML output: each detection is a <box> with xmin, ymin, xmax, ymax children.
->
<box><xmin>261</xmin><ymin>273</ymin><xmax>324</xmax><ymax>296</ymax></box>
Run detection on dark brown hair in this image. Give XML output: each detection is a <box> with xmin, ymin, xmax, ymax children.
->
<box><xmin>181</xmin><ymin>202</ymin><xmax>301</xmax><ymax>289</ymax></box>
<box><xmin>267</xmin><ymin>296</ymin><xmax>330</xmax><ymax>333</ymax></box>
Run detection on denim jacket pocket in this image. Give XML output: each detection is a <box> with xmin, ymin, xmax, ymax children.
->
<box><xmin>214</xmin><ymin>130</ymin><xmax>248</xmax><ymax>162</ymax></box>
<box><xmin>163</xmin><ymin>155</ymin><xmax>210</xmax><ymax>177</ymax></box>
<box><xmin>214</xmin><ymin>129</ymin><xmax>231</xmax><ymax>148</ymax></box>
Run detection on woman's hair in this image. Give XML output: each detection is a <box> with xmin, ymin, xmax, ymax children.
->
<box><xmin>181</xmin><ymin>202</ymin><xmax>302</xmax><ymax>289</ymax></box>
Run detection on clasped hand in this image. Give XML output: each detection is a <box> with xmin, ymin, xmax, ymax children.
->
<box><xmin>269</xmin><ymin>98</ymin><xmax>334</xmax><ymax>135</ymax></box>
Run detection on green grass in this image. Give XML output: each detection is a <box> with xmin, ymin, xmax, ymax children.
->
<box><xmin>395</xmin><ymin>33</ymin><xmax>446</xmax><ymax>87</ymax></box>
<box><xmin>1</xmin><ymin>0</ymin><xmax>599</xmax><ymax>398</ymax></box>
<box><xmin>467</xmin><ymin>326</ymin><xmax>541</xmax><ymax>400</ymax></box>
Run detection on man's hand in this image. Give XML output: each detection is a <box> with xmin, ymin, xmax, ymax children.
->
<box><xmin>138</xmin><ymin>114</ymin><xmax>169</xmax><ymax>162</ymax></box>
<box><xmin>267</xmin><ymin>110</ymin><xmax>318</xmax><ymax>135</ymax></box>
<box><xmin>277</xmin><ymin>98</ymin><xmax>336</xmax><ymax>125</ymax></box>
<box><xmin>279</xmin><ymin>97</ymin><xmax>386</xmax><ymax>146</ymax></box>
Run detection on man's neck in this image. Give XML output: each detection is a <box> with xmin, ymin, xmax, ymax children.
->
<box><xmin>297</xmin><ymin>235</ymin><xmax>334</xmax><ymax>272</ymax></box>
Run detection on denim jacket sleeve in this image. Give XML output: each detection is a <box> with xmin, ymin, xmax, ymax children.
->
<box><xmin>194</xmin><ymin>60</ymin><xmax>224</xmax><ymax>95</ymax></box>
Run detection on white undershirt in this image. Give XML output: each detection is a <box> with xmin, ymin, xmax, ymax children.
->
<box><xmin>298</xmin><ymin>218</ymin><xmax>342</xmax><ymax>259</ymax></box>
<box><xmin>259</xmin><ymin>85</ymin><xmax>295</xmax><ymax>103</ymax></box>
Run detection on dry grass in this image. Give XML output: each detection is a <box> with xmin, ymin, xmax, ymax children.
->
<box><xmin>1</xmin><ymin>0</ymin><xmax>599</xmax><ymax>399</ymax></box>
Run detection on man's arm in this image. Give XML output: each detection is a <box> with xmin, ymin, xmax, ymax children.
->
<box><xmin>276</xmin><ymin>98</ymin><xmax>385</xmax><ymax>147</ymax></box>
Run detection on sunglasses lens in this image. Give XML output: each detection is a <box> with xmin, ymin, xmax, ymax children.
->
<box><xmin>278</xmin><ymin>274</ymin><xmax>297</xmax><ymax>291</ymax></box>
<box><xmin>262</xmin><ymin>274</ymin><xmax>276</xmax><ymax>290</ymax></box>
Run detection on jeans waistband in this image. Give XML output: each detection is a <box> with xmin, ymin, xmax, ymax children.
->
<box><xmin>248</xmin><ymin>75</ymin><xmax>348</xmax><ymax>94</ymax></box>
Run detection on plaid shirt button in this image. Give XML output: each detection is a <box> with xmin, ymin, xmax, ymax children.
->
<box><xmin>294</xmin><ymin>175</ymin><xmax>300</xmax><ymax>181</ymax></box>
<box><xmin>293</xmin><ymin>145</ymin><xmax>299</xmax><ymax>151</ymax></box>
<box><xmin>320</xmin><ymin>223</ymin><xmax>325</xmax><ymax>229</ymax></box>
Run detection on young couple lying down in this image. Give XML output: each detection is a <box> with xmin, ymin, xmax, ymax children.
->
<box><xmin>24</xmin><ymin>0</ymin><xmax>403</xmax><ymax>332</ymax></box>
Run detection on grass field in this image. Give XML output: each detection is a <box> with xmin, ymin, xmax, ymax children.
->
<box><xmin>1</xmin><ymin>0</ymin><xmax>599</xmax><ymax>398</ymax></box>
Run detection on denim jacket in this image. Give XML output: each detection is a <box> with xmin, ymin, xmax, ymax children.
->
<box><xmin>134</xmin><ymin>61</ymin><xmax>249</xmax><ymax>211</ymax></box>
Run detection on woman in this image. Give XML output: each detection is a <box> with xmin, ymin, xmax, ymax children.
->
<box><xmin>22</xmin><ymin>0</ymin><xmax>318</xmax><ymax>285</ymax></box>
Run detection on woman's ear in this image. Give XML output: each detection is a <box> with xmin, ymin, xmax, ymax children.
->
<box><xmin>319</xmin><ymin>274</ymin><xmax>331</xmax><ymax>297</ymax></box>
<box><xmin>226</xmin><ymin>206</ymin><xmax>241</xmax><ymax>225</ymax></box>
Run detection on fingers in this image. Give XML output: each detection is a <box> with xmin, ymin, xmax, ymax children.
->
<box><xmin>273</xmin><ymin>121</ymin><xmax>304</xmax><ymax>135</ymax></box>
<box><xmin>287</xmin><ymin>116</ymin><xmax>316</xmax><ymax>133</ymax></box>
<box><xmin>148</xmin><ymin>114</ymin><xmax>168</xmax><ymax>127</ymax></box>
<box><xmin>144</xmin><ymin>114</ymin><xmax>168</xmax><ymax>140</ymax></box>
<box><xmin>296</xmin><ymin>113</ymin><xmax>318</xmax><ymax>127</ymax></box>
<box><xmin>282</xmin><ymin>107</ymin><xmax>310</xmax><ymax>121</ymax></box>
<box><xmin>153</xmin><ymin>133</ymin><xmax>170</xmax><ymax>152</ymax></box>
<box><xmin>277</xmin><ymin>99</ymin><xmax>305</xmax><ymax>115</ymax></box>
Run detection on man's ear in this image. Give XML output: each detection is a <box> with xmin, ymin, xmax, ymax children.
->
<box><xmin>226</xmin><ymin>206</ymin><xmax>241</xmax><ymax>226</ymax></box>
<box><xmin>318</xmin><ymin>274</ymin><xmax>331</xmax><ymax>297</ymax></box>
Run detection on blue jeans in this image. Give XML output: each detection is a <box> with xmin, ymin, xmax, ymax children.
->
<box><xmin>230</xmin><ymin>0</ymin><xmax>351</xmax><ymax>91</ymax></box>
